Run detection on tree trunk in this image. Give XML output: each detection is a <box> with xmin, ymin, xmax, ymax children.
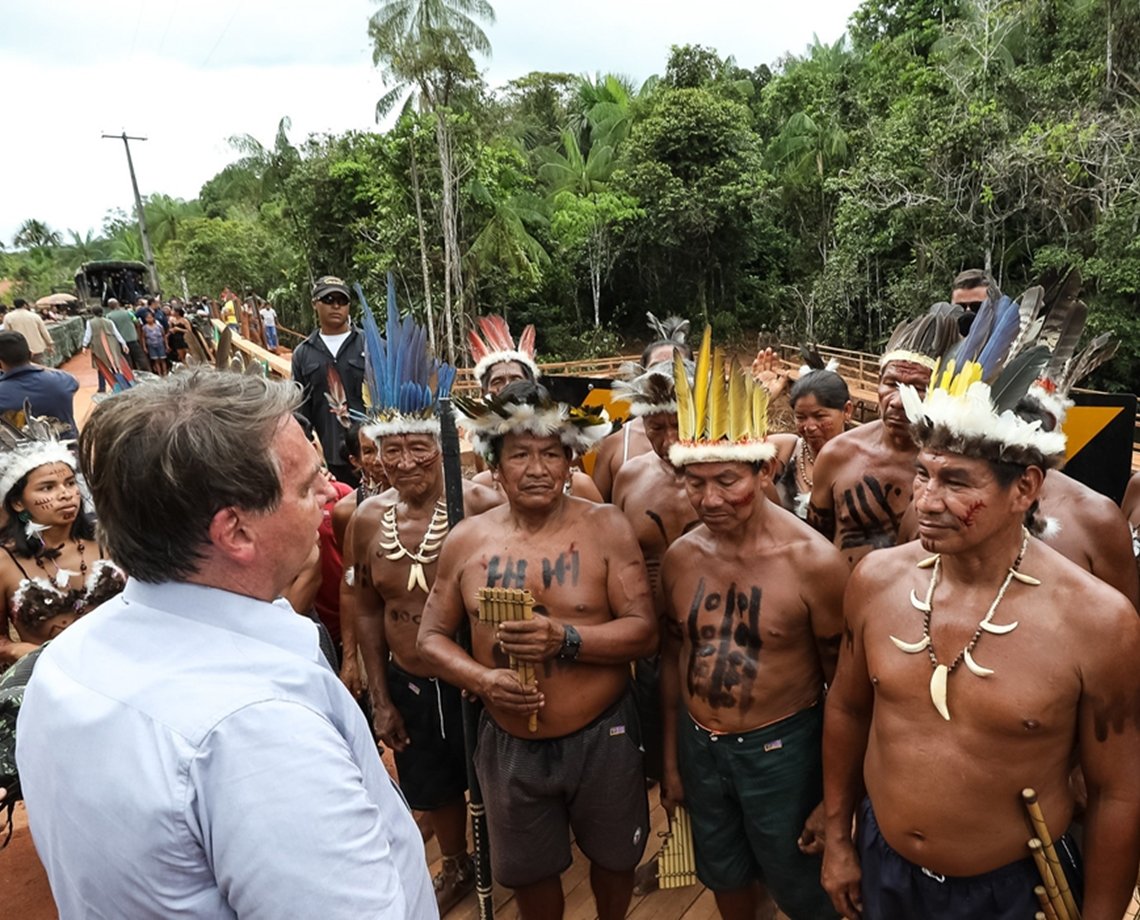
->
<box><xmin>408</xmin><ymin>134</ymin><xmax>436</xmax><ymax>352</ymax></box>
<box><xmin>1106</xmin><ymin>0</ymin><xmax>1115</xmax><ymax>91</ymax></box>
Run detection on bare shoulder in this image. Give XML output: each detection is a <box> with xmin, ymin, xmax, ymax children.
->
<box><xmin>1034</xmin><ymin>539</ymin><xmax>1135</xmax><ymax>625</ymax></box>
<box><xmin>768</xmin><ymin>432</ymin><xmax>798</xmax><ymax>461</ymax></box>
<box><xmin>664</xmin><ymin>524</ymin><xmax>713</xmax><ymax>565</ymax></box>
<box><xmin>1054</xmin><ymin>472</ymin><xmax>1126</xmax><ymax>521</ymax></box>
<box><xmin>815</xmin><ymin>424</ymin><xmax>873</xmax><ymax>476</ymax></box>
<box><xmin>593</xmin><ymin>428</ymin><xmax>623</xmax><ymax>463</ymax></box>
<box><xmin>471</xmin><ymin>469</ymin><xmax>493</xmax><ymax>487</ymax></box>
<box><xmin>462</xmin><ymin>478</ymin><xmax>505</xmax><ymax>515</ymax></box>
<box><xmin>612</xmin><ymin>451</ymin><xmax>654</xmax><ymax>497</ymax></box>
<box><xmin>848</xmin><ymin>538</ymin><xmax>925</xmax><ymax>596</ymax></box>
<box><xmin>355</xmin><ymin>488</ymin><xmax>398</xmax><ymax>522</ymax></box>
<box><xmin>577</xmin><ymin>496</ymin><xmax>631</xmax><ymax>529</ymax></box>
<box><xmin>771</xmin><ymin>505</ymin><xmax>845</xmax><ymax>571</ymax></box>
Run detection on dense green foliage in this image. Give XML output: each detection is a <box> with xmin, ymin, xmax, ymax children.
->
<box><xmin>4</xmin><ymin>0</ymin><xmax>1139</xmax><ymax>388</ymax></box>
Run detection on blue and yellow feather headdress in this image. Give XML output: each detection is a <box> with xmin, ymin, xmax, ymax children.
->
<box><xmin>355</xmin><ymin>274</ymin><xmax>455</xmax><ymax>439</ymax></box>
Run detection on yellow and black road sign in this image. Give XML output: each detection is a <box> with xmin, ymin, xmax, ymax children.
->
<box><xmin>1062</xmin><ymin>392</ymin><xmax>1137</xmax><ymax>504</ymax></box>
<box><xmin>541</xmin><ymin>374</ymin><xmax>632</xmax><ymax>476</ymax></box>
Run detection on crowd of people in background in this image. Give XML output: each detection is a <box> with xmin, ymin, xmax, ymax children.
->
<box><xmin>1</xmin><ymin>268</ymin><xmax>1139</xmax><ymax>920</ymax></box>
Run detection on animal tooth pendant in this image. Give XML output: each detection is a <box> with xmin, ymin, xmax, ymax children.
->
<box><xmin>407</xmin><ymin>562</ymin><xmax>429</xmax><ymax>594</ymax></box>
<box><xmin>916</xmin><ymin>555</ymin><xmax>939</xmax><ymax>569</ymax></box>
<box><xmin>890</xmin><ymin>634</ymin><xmax>931</xmax><ymax>654</ymax></box>
<box><xmin>930</xmin><ymin>665</ymin><xmax>951</xmax><ymax>721</ymax></box>
<box><xmin>963</xmin><ymin>648</ymin><xmax>994</xmax><ymax>677</ymax></box>
<box><xmin>909</xmin><ymin>589</ymin><xmax>931</xmax><ymax>612</ymax></box>
<box><xmin>1010</xmin><ymin>570</ymin><xmax>1041</xmax><ymax>586</ymax></box>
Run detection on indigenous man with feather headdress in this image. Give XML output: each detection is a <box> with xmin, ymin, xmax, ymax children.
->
<box><xmin>591</xmin><ymin>313</ymin><xmax>694</xmax><ymax>501</ymax></box>
<box><xmin>467</xmin><ymin>315</ymin><xmax>602</xmax><ymax>500</ymax></box>
<box><xmin>809</xmin><ymin>309</ymin><xmax>961</xmax><ymax>567</ymax></box>
<box><xmin>659</xmin><ymin>328</ymin><xmax>846</xmax><ymax>920</ymax></box>
<box><xmin>418</xmin><ymin>381</ymin><xmax>656</xmax><ymax>920</ymax></box>
<box><xmin>348</xmin><ymin>284</ymin><xmax>501</xmax><ymax>914</ymax></box>
<box><xmin>897</xmin><ymin>285</ymin><xmax>1139</xmax><ymax>607</ymax></box>
<box><xmin>822</xmin><ymin>293</ymin><xmax>1140</xmax><ymax>920</ymax></box>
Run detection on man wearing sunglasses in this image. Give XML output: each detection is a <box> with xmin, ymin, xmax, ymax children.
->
<box><xmin>291</xmin><ymin>275</ymin><xmax>367</xmax><ymax>486</ymax></box>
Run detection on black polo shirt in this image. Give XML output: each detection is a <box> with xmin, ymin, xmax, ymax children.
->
<box><xmin>290</xmin><ymin>327</ymin><xmax>366</xmax><ymax>470</ymax></box>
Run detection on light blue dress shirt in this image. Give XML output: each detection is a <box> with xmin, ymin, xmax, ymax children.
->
<box><xmin>17</xmin><ymin>579</ymin><xmax>438</xmax><ymax>919</ymax></box>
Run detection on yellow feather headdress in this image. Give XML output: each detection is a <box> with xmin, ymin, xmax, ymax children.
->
<box><xmin>668</xmin><ymin>326</ymin><xmax>777</xmax><ymax>467</ymax></box>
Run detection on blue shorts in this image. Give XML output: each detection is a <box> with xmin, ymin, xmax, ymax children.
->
<box><xmin>678</xmin><ymin>704</ymin><xmax>836</xmax><ymax>920</ymax></box>
<box><xmin>857</xmin><ymin>797</ymin><xmax>1083</xmax><ymax>919</ymax></box>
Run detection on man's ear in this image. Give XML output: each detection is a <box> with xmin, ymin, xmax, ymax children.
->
<box><xmin>207</xmin><ymin>506</ymin><xmax>256</xmax><ymax>564</ymax></box>
<box><xmin>1012</xmin><ymin>465</ymin><xmax>1045</xmax><ymax>513</ymax></box>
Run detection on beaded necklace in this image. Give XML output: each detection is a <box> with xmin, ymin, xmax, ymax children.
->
<box><xmin>35</xmin><ymin>539</ymin><xmax>88</xmax><ymax>589</ymax></box>
<box><xmin>795</xmin><ymin>437</ymin><xmax>815</xmax><ymax>491</ymax></box>
<box><xmin>889</xmin><ymin>528</ymin><xmax>1040</xmax><ymax>721</ymax></box>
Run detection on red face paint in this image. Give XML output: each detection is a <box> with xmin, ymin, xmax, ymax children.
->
<box><xmin>960</xmin><ymin>500</ymin><xmax>986</xmax><ymax>527</ymax></box>
<box><xmin>727</xmin><ymin>490</ymin><xmax>755</xmax><ymax>508</ymax></box>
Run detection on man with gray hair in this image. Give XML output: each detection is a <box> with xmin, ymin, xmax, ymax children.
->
<box><xmin>16</xmin><ymin>371</ymin><xmax>437</xmax><ymax>919</ymax></box>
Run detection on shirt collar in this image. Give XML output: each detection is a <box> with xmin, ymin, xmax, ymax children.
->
<box><xmin>121</xmin><ymin>579</ymin><xmax>319</xmax><ymax>660</ymax></box>
<box><xmin>0</xmin><ymin>364</ymin><xmax>41</xmax><ymax>378</ymax></box>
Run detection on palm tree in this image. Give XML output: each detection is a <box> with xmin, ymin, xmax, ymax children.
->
<box><xmin>66</xmin><ymin>229</ymin><xmax>109</xmax><ymax>264</ymax></box>
<box><xmin>465</xmin><ymin>181</ymin><xmax>549</xmax><ymax>291</ymax></box>
<box><xmin>536</xmin><ymin>130</ymin><xmax>615</xmax><ymax>196</ymax></box>
<box><xmin>13</xmin><ymin>218</ymin><xmax>61</xmax><ymax>250</ymax></box>
<box><xmin>369</xmin><ymin>0</ymin><xmax>496</xmax><ymax>363</ymax></box>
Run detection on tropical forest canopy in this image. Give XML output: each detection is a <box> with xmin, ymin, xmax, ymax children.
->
<box><xmin>4</xmin><ymin>0</ymin><xmax>1139</xmax><ymax>390</ymax></box>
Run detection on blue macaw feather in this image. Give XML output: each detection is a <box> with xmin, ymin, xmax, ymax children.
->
<box><xmin>952</xmin><ymin>295</ymin><xmax>1002</xmax><ymax>366</ymax></box>
<box><xmin>976</xmin><ymin>295</ymin><xmax>1021</xmax><ymax>380</ymax></box>
<box><xmin>353</xmin><ymin>274</ymin><xmax>453</xmax><ymax>418</ymax></box>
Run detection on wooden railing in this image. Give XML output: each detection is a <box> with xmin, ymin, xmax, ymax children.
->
<box><xmin>211</xmin><ymin>320</ymin><xmax>292</xmax><ymax>377</ymax></box>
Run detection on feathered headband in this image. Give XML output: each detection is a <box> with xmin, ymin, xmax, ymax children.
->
<box><xmin>798</xmin><ymin>343</ymin><xmax>840</xmax><ymax>377</ymax></box>
<box><xmin>613</xmin><ymin>359</ymin><xmax>693</xmax><ymax>418</ymax></box>
<box><xmin>900</xmin><ymin>287</ymin><xmax>1073</xmax><ymax>469</ymax></box>
<box><xmin>646</xmin><ymin>312</ymin><xmax>690</xmax><ymax>346</ymax></box>
<box><xmin>880</xmin><ymin>303</ymin><xmax>963</xmax><ymax>371</ymax></box>
<box><xmin>0</xmin><ymin>405</ymin><xmax>77</xmax><ymax>508</ymax></box>
<box><xmin>355</xmin><ymin>275</ymin><xmax>456</xmax><ymax>440</ymax></box>
<box><xmin>454</xmin><ymin>388</ymin><xmax>610</xmax><ymax>462</ymax></box>
<box><xmin>1016</xmin><ymin>271</ymin><xmax>1117</xmax><ymax>427</ymax></box>
<box><xmin>468</xmin><ymin>315</ymin><xmax>539</xmax><ymax>386</ymax></box>
<box><xmin>668</xmin><ymin>326</ymin><xmax>776</xmax><ymax>467</ymax></box>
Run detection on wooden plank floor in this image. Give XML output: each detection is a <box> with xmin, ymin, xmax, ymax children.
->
<box><xmin>442</xmin><ymin>787</ymin><xmax>715</xmax><ymax>920</ymax></box>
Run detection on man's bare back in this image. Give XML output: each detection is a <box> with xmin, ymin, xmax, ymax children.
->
<box><xmin>664</xmin><ymin>506</ymin><xmax>844</xmax><ymax>734</ymax></box>
<box><xmin>849</xmin><ymin>537</ymin><xmax>1138</xmax><ymax>875</ymax></box>
<box><xmin>427</xmin><ymin>496</ymin><xmax>654</xmax><ymax>738</ymax></box>
<box><xmin>613</xmin><ymin>451</ymin><xmax>698</xmax><ymax>595</ymax></box>
<box><xmin>809</xmin><ymin>421</ymin><xmax>917</xmax><ymax>568</ymax></box>
<box><xmin>1035</xmin><ymin>470</ymin><xmax>1139</xmax><ymax>607</ymax></box>
<box><xmin>591</xmin><ymin>418</ymin><xmax>650</xmax><ymax>501</ymax></box>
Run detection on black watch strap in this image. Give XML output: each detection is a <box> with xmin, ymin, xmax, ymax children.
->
<box><xmin>559</xmin><ymin>623</ymin><xmax>582</xmax><ymax>661</ymax></box>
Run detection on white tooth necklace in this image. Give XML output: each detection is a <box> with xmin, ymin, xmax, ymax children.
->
<box><xmin>890</xmin><ymin>527</ymin><xmax>1036</xmax><ymax>721</ymax></box>
<box><xmin>377</xmin><ymin>498</ymin><xmax>449</xmax><ymax>594</ymax></box>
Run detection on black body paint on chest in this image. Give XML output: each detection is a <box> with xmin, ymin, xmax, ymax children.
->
<box><xmin>542</xmin><ymin>550</ymin><xmax>580</xmax><ymax>589</ymax></box>
<box><xmin>839</xmin><ymin>475</ymin><xmax>904</xmax><ymax>550</ymax></box>
<box><xmin>685</xmin><ymin>577</ymin><xmax>763</xmax><ymax>709</ymax></box>
<box><xmin>486</xmin><ymin>555</ymin><xmax>527</xmax><ymax>589</ymax></box>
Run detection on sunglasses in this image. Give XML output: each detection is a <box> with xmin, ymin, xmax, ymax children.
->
<box><xmin>319</xmin><ymin>294</ymin><xmax>349</xmax><ymax>306</ymax></box>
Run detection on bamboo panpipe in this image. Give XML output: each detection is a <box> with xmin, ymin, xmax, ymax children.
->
<box><xmin>1023</xmin><ymin>788</ymin><xmax>1079</xmax><ymax>920</ymax></box>
<box><xmin>658</xmin><ymin>806</ymin><xmax>697</xmax><ymax>888</ymax></box>
<box><xmin>475</xmin><ymin>587</ymin><xmax>538</xmax><ymax>732</ymax></box>
<box><xmin>1029</xmin><ymin>840</ymin><xmax>1071</xmax><ymax>920</ymax></box>
<box><xmin>1034</xmin><ymin>886</ymin><xmax>1059</xmax><ymax>920</ymax></box>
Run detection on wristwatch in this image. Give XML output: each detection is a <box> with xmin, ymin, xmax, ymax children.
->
<box><xmin>558</xmin><ymin>624</ymin><xmax>582</xmax><ymax>661</ymax></box>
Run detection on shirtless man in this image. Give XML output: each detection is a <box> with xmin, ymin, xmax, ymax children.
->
<box><xmin>469</xmin><ymin>346</ymin><xmax>601</xmax><ymax>501</ymax></box>
<box><xmin>898</xmin><ymin>468</ymin><xmax>1139</xmax><ymax>607</ymax></box>
<box><xmin>332</xmin><ymin>423</ymin><xmax>388</xmax><ymax>698</ymax></box>
<box><xmin>822</xmin><ymin>365</ymin><xmax>1140</xmax><ymax>920</ymax></box>
<box><xmin>659</xmin><ymin>343</ymin><xmax>846</xmax><ymax>920</ymax></box>
<box><xmin>808</xmin><ymin>357</ymin><xmax>932</xmax><ymax>568</ymax></box>
<box><xmin>353</xmin><ymin>430</ymin><xmax>500</xmax><ymax>913</ymax></box>
<box><xmin>592</xmin><ymin>333</ymin><xmax>693</xmax><ymax>501</ymax></box>
<box><xmin>419</xmin><ymin>380</ymin><xmax>656</xmax><ymax>920</ymax></box>
<box><xmin>610</xmin><ymin>362</ymin><xmax>699</xmax><ymax>894</ymax></box>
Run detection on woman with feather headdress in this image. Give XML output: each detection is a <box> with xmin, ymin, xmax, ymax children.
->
<box><xmin>0</xmin><ymin>411</ymin><xmax>116</xmax><ymax>666</ymax></box>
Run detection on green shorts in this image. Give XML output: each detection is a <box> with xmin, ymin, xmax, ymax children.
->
<box><xmin>677</xmin><ymin>703</ymin><xmax>837</xmax><ymax>920</ymax></box>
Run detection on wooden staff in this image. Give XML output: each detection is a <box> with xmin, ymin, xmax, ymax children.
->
<box><xmin>1023</xmin><ymin>788</ymin><xmax>1080</xmax><ymax>920</ymax></box>
<box><xmin>475</xmin><ymin>587</ymin><xmax>538</xmax><ymax>732</ymax></box>
<box><xmin>438</xmin><ymin>393</ymin><xmax>494</xmax><ymax>920</ymax></box>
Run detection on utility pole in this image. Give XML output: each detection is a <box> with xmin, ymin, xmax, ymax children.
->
<box><xmin>102</xmin><ymin>131</ymin><xmax>160</xmax><ymax>295</ymax></box>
